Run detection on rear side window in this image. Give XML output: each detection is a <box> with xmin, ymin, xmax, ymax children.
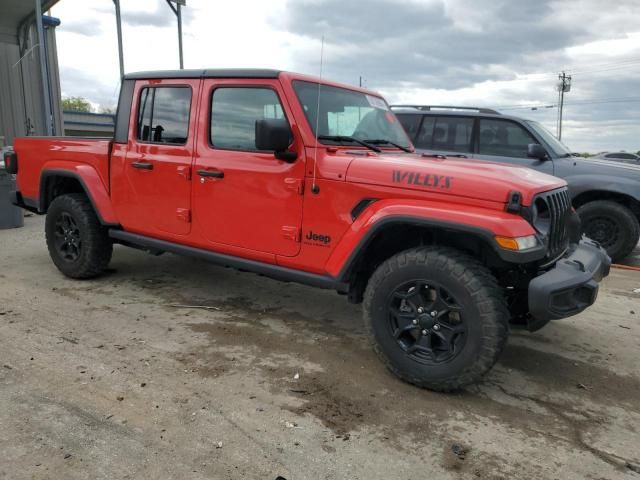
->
<box><xmin>210</xmin><ymin>87</ymin><xmax>285</xmax><ymax>151</ymax></box>
<box><xmin>137</xmin><ymin>86</ymin><xmax>191</xmax><ymax>144</ymax></box>
<box><xmin>417</xmin><ymin>116</ymin><xmax>473</xmax><ymax>153</ymax></box>
<box><xmin>478</xmin><ymin>119</ymin><xmax>536</xmax><ymax>158</ymax></box>
<box><xmin>395</xmin><ymin>114</ymin><xmax>422</xmax><ymax>141</ymax></box>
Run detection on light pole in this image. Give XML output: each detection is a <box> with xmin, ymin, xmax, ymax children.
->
<box><xmin>113</xmin><ymin>0</ymin><xmax>124</xmax><ymax>79</ymax></box>
<box><xmin>166</xmin><ymin>0</ymin><xmax>186</xmax><ymax>69</ymax></box>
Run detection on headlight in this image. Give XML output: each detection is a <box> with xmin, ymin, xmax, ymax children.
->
<box><xmin>495</xmin><ymin>235</ymin><xmax>539</xmax><ymax>251</ymax></box>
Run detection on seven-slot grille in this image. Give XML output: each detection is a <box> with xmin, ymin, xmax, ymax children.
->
<box><xmin>532</xmin><ymin>187</ymin><xmax>572</xmax><ymax>259</ymax></box>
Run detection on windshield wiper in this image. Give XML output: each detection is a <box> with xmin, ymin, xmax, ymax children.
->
<box><xmin>317</xmin><ymin>135</ymin><xmax>381</xmax><ymax>153</ymax></box>
<box><xmin>365</xmin><ymin>139</ymin><xmax>413</xmax><ymax>153</ymax></box>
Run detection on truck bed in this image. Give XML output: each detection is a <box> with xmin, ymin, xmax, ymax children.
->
<box><xmin>13</xmin><ymin>137</ymin><xmax>112</xmax><ymax>204</ymax></box>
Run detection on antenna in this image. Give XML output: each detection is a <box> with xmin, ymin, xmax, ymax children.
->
<box><xmin>311</xmin><ymin>36</ymin><xmax>324</xmax><ymax>195</ymax></box>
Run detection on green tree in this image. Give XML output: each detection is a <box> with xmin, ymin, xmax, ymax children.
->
<box><xmin>98</xmin><ymin>105</ymin><xmax>116</xmax><ymax>114</ymax></box>
<box><xmin>62</xmin><ymin>96</ymin><xmax>92</xmax><ymax>113</ymax></box>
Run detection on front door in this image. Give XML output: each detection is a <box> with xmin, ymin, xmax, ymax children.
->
<box><xmin>193</xmin><ymin>80</ymin><xmax>304</xmax><ymax>256</ymax></box>
<box><xmin>473</xmin><ymin>118</ymin><xmax>554</xmax><ymax>175</ymax></box>
<box><xmin>114</xmin><ymin>80</ymin><xmax>199</xmax><ymax>238</ymax></box>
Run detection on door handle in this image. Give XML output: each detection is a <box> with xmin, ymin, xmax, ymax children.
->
<box><xmin>131</xmin><ymin>161</ymin><xmax>154</xmax><ymax>170</ymax></box>
<box><xmin>197</xmin><ymin>169</ymin><xmax>224</xmax><ymax>178</ymax></box>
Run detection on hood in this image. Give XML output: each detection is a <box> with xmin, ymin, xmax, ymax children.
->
<box><xmin>563</xmin><ymin>156</ymin><xmax>640</xmax><ymax>175</ymax></box>
<box><xmin>346</xmin><ymin>154</ymin><xmax>566</xmax><ymax>205</ymax></box>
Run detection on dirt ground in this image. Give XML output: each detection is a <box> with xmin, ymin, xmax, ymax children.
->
<box><xmin>1</xmin><ymin>215</ymin><xmax>639</xmax><ymax>480</ymax></box>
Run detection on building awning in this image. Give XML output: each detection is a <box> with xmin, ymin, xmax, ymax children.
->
<box><xmin>0</xmin><ymin>0</ymin><xmax>60</xmax><ymax>43</ymax></box>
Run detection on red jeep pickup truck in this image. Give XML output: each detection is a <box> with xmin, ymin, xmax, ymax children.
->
<box><xmin>5</xmin><ymin>69</ymin><xmax>610</xmax><ymax>391</ymax></box>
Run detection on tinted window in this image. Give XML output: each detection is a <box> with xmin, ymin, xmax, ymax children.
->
<box><xmin>395</xmin><ymin>114</ymin><xmax>422</xmax><ymax>141</ymax></box>
<box><xmin>414</xmin><ymin>116</ymin><xmax>436</xmax><ymax>149</ymax></box>
<box><xmin>606</xmin><ymin>153</ymin><xmax>636</xmax><ymax>159</ymax></box>
<box><xmin>479</xmin><ymin>119</ymin><xmax>536</xmax><ymax>158</ymax></box>
<box><xmin>137</xmin><ymin>87</ymin><xmax>191</xmax><ymax>144</ymax></box>
<box><xmin>211</xmin><ymin>88</ymin><xmax>285</xmax><ymax>151</ymax></box>
<box><xmin>419</xmin><ymin>116</ymin><xmax>473</xmax><ymax>153</ymax></box>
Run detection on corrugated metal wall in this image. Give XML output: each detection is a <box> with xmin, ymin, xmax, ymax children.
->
<box><xmin>0</xmin><ymin>41</ymin><xmax>27</xmax><ymax>145</ymax></box>
<box><xmin>0</xmin><ymin>18</ymin><xmax>63</xmax><ymax>146</ymax></box>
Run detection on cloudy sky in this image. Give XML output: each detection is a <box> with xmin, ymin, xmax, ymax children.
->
<box><xmin>49</xmin><ymin>0</ymin><xmax>640</xmax><ymax>153</ymax></box>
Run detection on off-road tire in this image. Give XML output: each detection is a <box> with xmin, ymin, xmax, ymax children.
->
<box><xmin>363</xmin><ymin>246</ymin><xmax>509</xmax><ymax>392</ymax></box>
<box><xmin>45</xmin><ymin>193</ymin><xmax>113</xmax><ymax>279</ymax></box>
<box><xmin>578</xmin><ymin>200</ymin><xmax>639</xmax><ymax>262</ymax></box>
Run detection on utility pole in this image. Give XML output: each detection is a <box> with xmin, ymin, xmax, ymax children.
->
<box><xmin>556</xmin><ymin>71</ymin><xmax>571</xmax><ymax>140</ymax></box>
<box><xmin>34</xmin><ymin>0</ymin><xmax>53</xmax><ymax>135</ymax></box>
<box><xmin>113</xmin><ymin>0</ymin><xmax>124</xmax><ymax>79</ymax></box>
<box><xmin>166</xmin><ymin>0</ymin><xmax>186</xmax><ymax>69</ymax></box>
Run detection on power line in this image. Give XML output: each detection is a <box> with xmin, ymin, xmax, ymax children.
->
<box><xmin>497</xmin><ymin>97</ymin><xmax>640</xmax><ymax>111</ymax></box>
<box><xmin>563</xmin><ymin>57</ymin><xmax>640</xmax><ymax>74</ymax></box>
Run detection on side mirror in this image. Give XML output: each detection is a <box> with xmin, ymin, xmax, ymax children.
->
<box><xmin>527</xmin><ymin>143</ymin><xmax>548</xmax><ymax>160</ymax></box>
<box><xmin>255</xmin><ymin>119</ymin><xmax>297</xmax><ymax>162</ymax></box>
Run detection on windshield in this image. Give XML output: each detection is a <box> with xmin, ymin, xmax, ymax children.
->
<box><xmin>526</xmin><ymin>120</ymin><xmax>572</xmax><ymax>157</ymax></box>
<box><xmin>293</xmin><ymin>80</ymin><xmax>412</xmax><ymax>150</ymax></box>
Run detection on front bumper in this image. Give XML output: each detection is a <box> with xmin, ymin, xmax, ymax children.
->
<box><xmin>528</xmin><ymin>237</ymin><xmax>610</xmax><ymax>325</ymax></box>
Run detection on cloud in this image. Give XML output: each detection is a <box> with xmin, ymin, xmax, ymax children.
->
<box><xmin>59</xmin><ymin>20</ymin><xmax>103</xmax><ymax>37</ymax></box>
<box><xmin>121</xmin><ymin>9</ymin><xmax>173</xmax><ymax>28</ymax></box>
<box><xmin>51</xmin><ymin>0</ymin><xmax>640</xmax><ymax>152</ymax></box>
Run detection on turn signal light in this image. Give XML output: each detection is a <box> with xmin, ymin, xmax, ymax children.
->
<box><xmin>495</xmin><ymin>235</ymin><xmax>538</xmax><ymax>251</ymax></box>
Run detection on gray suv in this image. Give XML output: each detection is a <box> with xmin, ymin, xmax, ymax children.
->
<box><xmin>393</xmin><ymin>106</ymin><xmax>640</xmax><ymax>262</ymax></box>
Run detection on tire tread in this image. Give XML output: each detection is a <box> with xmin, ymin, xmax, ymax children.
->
<box><xmin>45</xmin><ymin>193</ymin><xmax>112</xmax><ymax>279</ymax></box>
<box><xmin>363</xmin><ymin>246</ymin><xmax>509</xmax><ymax>392</ymax></box>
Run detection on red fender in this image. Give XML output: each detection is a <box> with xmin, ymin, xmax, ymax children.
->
<box><xmin>40</xmin><ymin>161</ymin><xmax>119</xmax><ymax>225</ymax></box>
<box><xmin>324</xmin><ymin>198</ymin><xmax>536</xmax><ymax>278</ymax></box>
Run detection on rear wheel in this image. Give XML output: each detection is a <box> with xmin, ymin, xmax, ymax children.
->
<box><xmin>45</xmin><ymin>193</ymin><xmax>113</xmax><ymax>278</ymax></box>
<box><xmin>578</xmin><ymin>200</ymin><xmax>639</xmax><ymax>262</ymax></box>
<box><xmin>363</xmin><ymin>246</ymin><xmax>509</xmax><ymax>391</ymax></box>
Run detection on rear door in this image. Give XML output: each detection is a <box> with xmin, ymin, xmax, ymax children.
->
<box><xmin>192</xmin><ymin>80</ymin><xmax>305</xmax><ymax>256</ymax></box>
<box><xmin>414</xmin><ymin>115</ymin><xmax>474</xmax><ymax>158</ymax></box>
<box><xmin>473</xmin><ymin>118</ymin><xmax>553</xmax><ymax>174</ymax></box>
<box><xmin>112</xmin><ymin>79</ymin><xmax>199</xmax><ymax>237</ymax></box>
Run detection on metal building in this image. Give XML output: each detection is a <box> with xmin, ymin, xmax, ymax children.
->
<box><xmin>0</xmin><ymin>0</ymin><xmax>63</xmax><ymax>147</ymax></box>
<box><xmin>63</xmin><ymin>111</ymin><xmax>115</xmax><ymax>137</ymax></box>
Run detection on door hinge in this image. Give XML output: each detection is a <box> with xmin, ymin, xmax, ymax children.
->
<box><xmin>281</xmin><ymin>226</ymin><xmax>300</xmax><ymax>242</ymax></box>
<box><xmin>177</xmin><ymin>165</ymin><xmax>191</xmax><ymax>180</ymax></box>
<box><xmin>284</xmin><ymin>177</ymin><xmax>304</xmax><ymax>195</ymax></box>
<box><xmin>176</xmin><ymin>208</ymin><xmax>191</xmax><ymax>223</ymax></box>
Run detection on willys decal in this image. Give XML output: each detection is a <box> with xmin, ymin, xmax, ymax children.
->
<box><xmin>392</xmin><ymin>170</ymin><xmax>453</xmax><ymax>189</ymax></box>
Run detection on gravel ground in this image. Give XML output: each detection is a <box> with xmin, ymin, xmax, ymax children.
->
<box><xmin>1</xmin><ymin>215</ymin><xmax>639</xmax><ymax>480</ymax></box>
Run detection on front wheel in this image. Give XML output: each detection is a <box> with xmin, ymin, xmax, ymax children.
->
<box><xmin>363</xmin><ymin>246</ymin><xmax>509</xmax><ymax>391</ymax></box>
<box><xmin>45</xmin><ymin>193</ymin><xmax>113</xmax><ymax>279</ymax></box>
<box><xmin>578</xmin><ymin>200</ymin><xmax>639</xmax><ymax>262</ymax></box>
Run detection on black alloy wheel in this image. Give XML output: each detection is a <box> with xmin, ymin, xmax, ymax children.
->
<box><xmin>388</xmin><ymin>281</ymin><xmax>466</xmax><ymax>365</ymax></box>
<box><xmin>53</xmin><ymin>212</ymin><xmax>82</xmax><ymax>261</ymax></box>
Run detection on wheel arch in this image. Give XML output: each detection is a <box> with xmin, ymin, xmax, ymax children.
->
<box><xmin>40</xmin><ymin>168</ymin><xmax>119</xmax><ymax>226</ymax></box>
<box><xmin>334</xmin><ymin>216</ymin><xmax>527</xmax><ymax>303</ymax></box>
<box><xmin>572</xmin><ymin>189</ymin><xmax>640</xmax><ymax>219</ymax></box>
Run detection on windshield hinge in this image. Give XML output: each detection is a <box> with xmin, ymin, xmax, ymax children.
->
<box><xmin>285</xmin><ymin>178</ymin><xmax>304</xmax><ymax>195</ymax></box>
<box><xmin>506</xmin><ymin>191</ymin><xmax>522</xmax><ymax>213</ymax></box>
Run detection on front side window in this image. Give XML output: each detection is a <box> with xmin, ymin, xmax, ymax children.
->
<box><xmin>210</xmin><ymin>87</ymin><xmax>285</xmax><ymax>151</ymax></box>
<box><xmin>137</xmin><ymin>86</ymin><xmax>191</xmax><ymax>144</ymax></box>
<box><xmin>293</xmin><ymin>80</ymin><xmax>411</xmax><ymax>149</ymax></box>
<box><xmin>525</xmin><ymin>120</ymin><xmax>572</xmax><ymax>157</ymax></box>
<box><xmin>479</xmin><ymin>119</ymin><xmax>536</xmax><ymax>158</ymax></box>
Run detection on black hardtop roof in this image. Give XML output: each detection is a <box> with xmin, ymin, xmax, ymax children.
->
<box><xmin>124</xmin><ymin>68</ymin><xmax>282</xmax><ymax>80</ymax></box>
